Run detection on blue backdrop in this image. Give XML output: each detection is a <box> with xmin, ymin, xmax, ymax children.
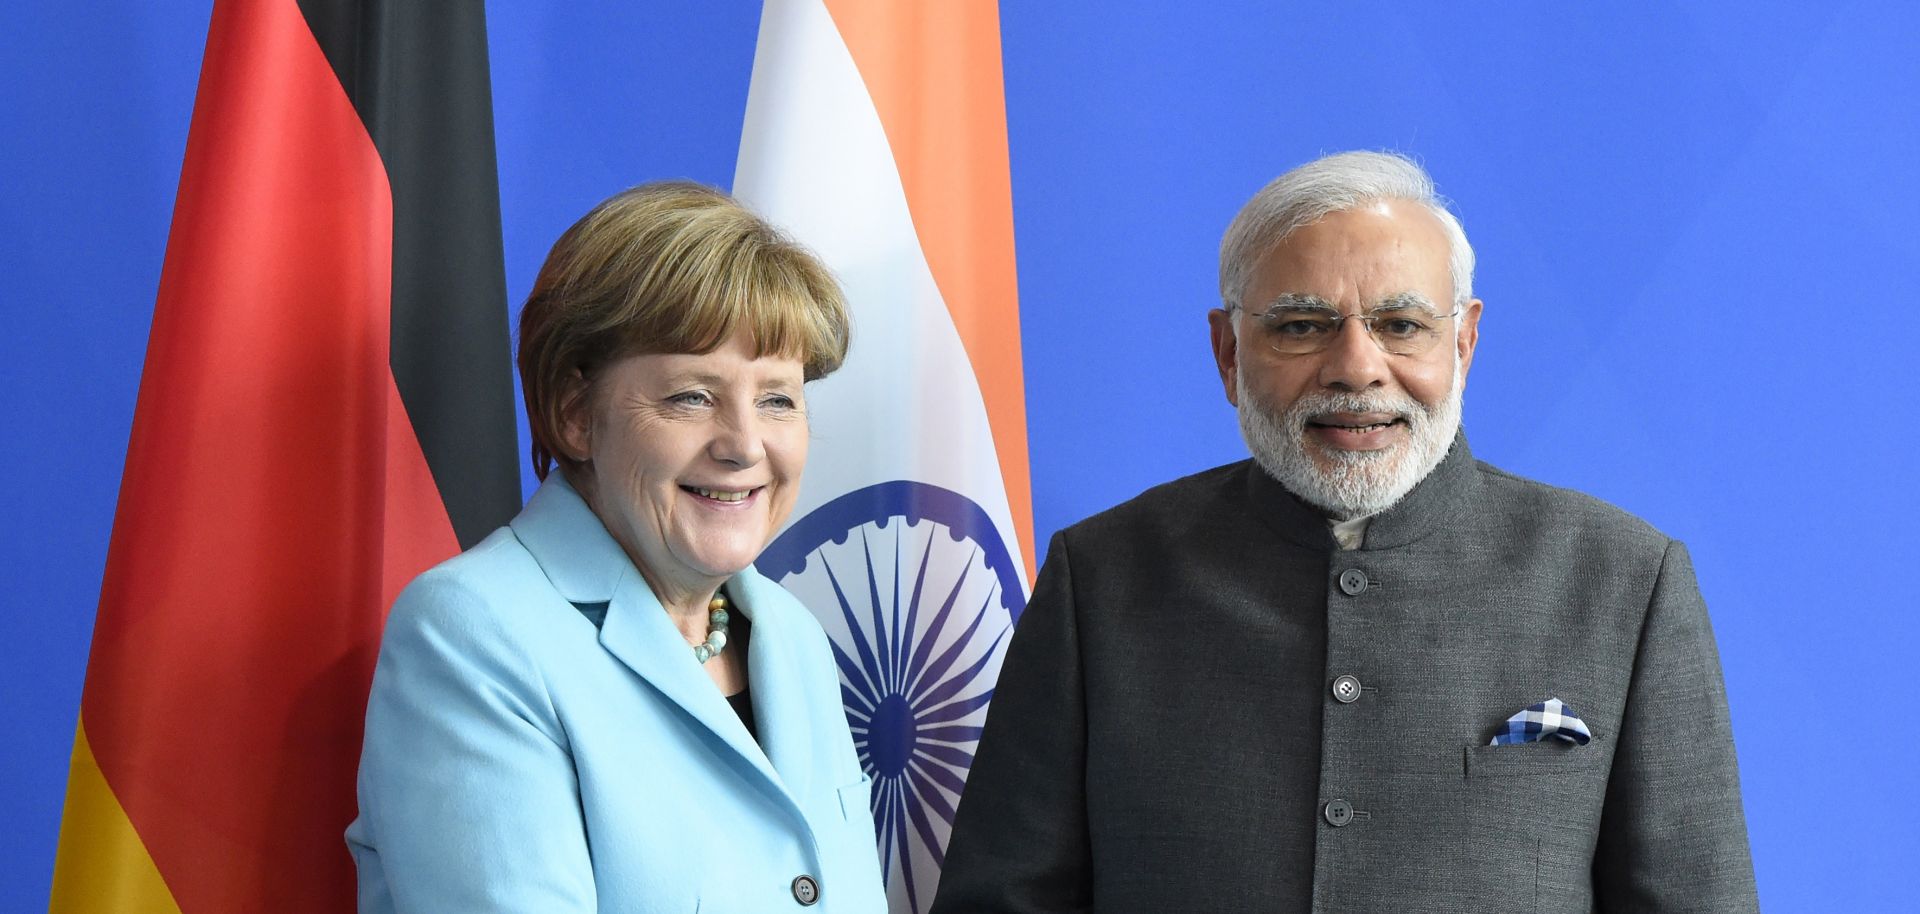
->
<box><xmin>5</xmin><ymin>2</ymin><xmax>1916</xmax><ymax>909</ymax></box>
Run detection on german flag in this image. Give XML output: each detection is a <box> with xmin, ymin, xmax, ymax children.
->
<box><xmin>49</xmin><ymin>1</ymin><xmax>518</xmax><ymax>910</ymax></box>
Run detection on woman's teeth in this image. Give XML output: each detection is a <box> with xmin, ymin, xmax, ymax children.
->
<box><xmin>690</xmin><ymin>487</ymin><xmax>751</xmax><ymax>502</ymax></box>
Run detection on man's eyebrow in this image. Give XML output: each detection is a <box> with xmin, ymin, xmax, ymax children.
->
<box><xmin>1374</xmin><ymin>291</ymin><xmax>1439</xmax><ymax>311</ymax></box>
<box><xmin>1258</xmin><ymin>292</ymin><xmax>1337</xmax><ymax>312</ymax></box>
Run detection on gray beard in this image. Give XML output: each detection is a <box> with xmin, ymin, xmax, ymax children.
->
<box><xmin>1236</xmin><ymin>359</ymin><xmax>1463</xmax><ymax>521</ymax></box>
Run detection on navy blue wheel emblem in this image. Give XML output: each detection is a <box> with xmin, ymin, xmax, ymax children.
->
<box><xmin>759</xmin><ymin>481</ymin><xmax>1027</xmax><ymax>913</ymax></box>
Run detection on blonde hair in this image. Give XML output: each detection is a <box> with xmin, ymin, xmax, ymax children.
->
<box><xmin>517</xmin><ymin>181</ymin><xmax>850</xmax><ymax>479</ymax></box>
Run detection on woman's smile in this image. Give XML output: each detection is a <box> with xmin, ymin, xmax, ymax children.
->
<box><xmin>566</xmin><ymin>328</ymin><xmax>809</xmax><ymax>611</ymax></box>
<box><xmin>683</xmin><ymin>485</ymin><xmax>760</xmax><ymax>503</ymax></box>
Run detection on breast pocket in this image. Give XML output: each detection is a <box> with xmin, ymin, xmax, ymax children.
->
<box><xmin>1465</xmin><ymin>739</ymin><xmax>1609</xmax><ymax>779</ymax></box>
<box><xmin>1462</xmin><ymin>738</ymin><xmax>1611</xmax><ymax>914</ymax></box>
<box><xmin>836</xmin><ymin>773</ymin><xmax>873</xmax><ymax>822</ymax></box>
<box><xmin>823</xmin><ymin>774</ymin><xmax>886</xmax><ymax>909</ymax></box>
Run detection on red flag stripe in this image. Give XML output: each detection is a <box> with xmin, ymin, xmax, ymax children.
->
<box><xmin>57</xmin><ymin>0</ymin><xmax>458</xmax><ymax>909</ymax></box>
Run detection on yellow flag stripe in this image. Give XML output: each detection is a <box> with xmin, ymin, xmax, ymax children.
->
<box><xmin>50</xmin><ymin>719</ymin><xmax>183</xmax><ymax>914</ymax></box>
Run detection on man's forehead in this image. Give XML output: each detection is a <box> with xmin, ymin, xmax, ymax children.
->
<box><xmin>1243</xmin><ymin>202</ymin><xmax>1452</xmax><ymax>305</ymax></box>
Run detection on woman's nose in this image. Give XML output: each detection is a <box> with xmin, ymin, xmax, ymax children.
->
<box><xmin>708</xmin><ymin>406</ymin><xmax>766</xmax><ymax>467</ymax></box>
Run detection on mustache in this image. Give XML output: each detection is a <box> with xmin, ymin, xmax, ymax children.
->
<box><xmin>1280</xmin><ymin>390</ymin><xmax>1429</xmax><ymax>427</ymax></box>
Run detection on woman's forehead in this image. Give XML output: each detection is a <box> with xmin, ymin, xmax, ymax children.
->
<box><xmin>600</xmin><ymin>333</ymin><xmax>807</xmax><ymax>386</ymax></box>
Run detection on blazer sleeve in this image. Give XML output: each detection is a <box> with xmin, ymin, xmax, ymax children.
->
<box><xmin>931</xmin><ymin>532</ymin><xmax>1093</xmax><ymax>914</ymax></box>
<box><xmin>1593</xmin><ymin>540</ymin><xmax>1759</xmax><ymax>913</ymax></box>
<box><xmin>351</xmin><ymin>573</ymin><xmax>597</xmax><ymax>913</ymax></box>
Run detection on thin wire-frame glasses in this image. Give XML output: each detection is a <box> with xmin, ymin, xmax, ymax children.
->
<box><xmin>1233</xmin><ymin>298</ymin><xmax>1460</xmax><ymax>356</ymax></box>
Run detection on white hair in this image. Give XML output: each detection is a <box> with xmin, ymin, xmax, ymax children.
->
<box><xmin>1219</xmin><ymin>150</ymin><xmax>1475</xmax><ymax>309</ymax></box>
<box><xmin>1236</xmin><ymin>352</ymin><xmax>1464</xmax><ymax>520</ymax></box>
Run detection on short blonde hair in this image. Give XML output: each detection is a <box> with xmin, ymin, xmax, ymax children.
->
<box><xmin>517</xmin><ymin>181</ymin><xmax>850</xmax><ymax>480</ymax></box>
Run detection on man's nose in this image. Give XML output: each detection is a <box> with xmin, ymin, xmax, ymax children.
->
<box><xmin>708</xmin><ymin>404</ymin><xmax>767</xmax><ymax>467</ymax></box>
<box><xmin>1316</xmin><ymin>316</ymin><xmax>1390</xmax><ymax>390</ymax></box>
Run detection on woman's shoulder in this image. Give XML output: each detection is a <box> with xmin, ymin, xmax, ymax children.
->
<box><xmin>384</xmin><ymin>526</ymin><xmax>565</xmax><ymax>652</ymax></box>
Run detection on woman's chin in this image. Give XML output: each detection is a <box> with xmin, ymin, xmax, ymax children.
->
<box><xmin>670</xmin><ymin>538</ymin><xmax>771</xmax><ymax>584</ymax></box>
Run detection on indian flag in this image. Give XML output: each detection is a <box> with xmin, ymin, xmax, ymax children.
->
<box><xmin>736</xmin><ymin>2</ymin><xmax>1036</xmax><ymax>911</ymax></box>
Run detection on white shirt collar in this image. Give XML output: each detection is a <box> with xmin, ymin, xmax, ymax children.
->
<box><xmin>1329</xmin><ymin>515</ymin><xmax>1371</xmax><ymax>550</ymax></box>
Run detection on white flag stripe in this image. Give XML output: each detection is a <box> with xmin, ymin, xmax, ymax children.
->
<box><xmin>735</xmin><ymin>1</ymin><xmax>1031</xmax><ymax>911</ymax></box>
<box><xmin>734</xmin><ymin>0</ymin><xmax>1027</xmax><ymax>579</ymax></box>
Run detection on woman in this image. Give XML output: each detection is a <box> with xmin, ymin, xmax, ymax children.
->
<box><xmin>347</xmin><ymin>182</ymin><xmax>887</xmax><ymax>913</ymax></box>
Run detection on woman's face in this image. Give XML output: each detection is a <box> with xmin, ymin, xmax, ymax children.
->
<box><xmin>565</xmin><ymin>328</ymin><xmax>809</xmax><ymax>603</ymax></box>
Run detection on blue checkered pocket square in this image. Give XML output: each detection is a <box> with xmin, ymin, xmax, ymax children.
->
<box><xmin>1489</xmin><ymin>698</ymin><xmax>1592</xmax><ymax>746</ymax></box>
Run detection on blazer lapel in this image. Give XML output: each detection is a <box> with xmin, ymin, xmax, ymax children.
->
<box><xmin>511</xmin><ymin>475</ymin><xmax>798</xmax><ymax>810</ymax></box>
<box><xmin>595</xmin><ymin>575</ymin><xmax>792</xmax><ymax>796</ymax></box>
<box><xmin>729</xmin><ymin>569</ymin><xmax>821</xmax><ymax>798</ymax></box>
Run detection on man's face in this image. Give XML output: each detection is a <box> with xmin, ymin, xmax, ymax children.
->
<box><xmin>1208</xmin><ymin>198</ymin><xmax>1483</xmax><ymax>519</ymax></box>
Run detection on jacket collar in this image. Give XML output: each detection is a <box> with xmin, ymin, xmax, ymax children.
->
<box><xmin>1246</xmin><ymin>428</ymin><xmax>1481</xmax><ymax>551</ymax></box>
<box><xmin>509</xmin><ymin>473</ymin><xmax>631</xmax><ymax>603</ymax></box>
<box><xmin>509</xmin><ymin>474</ymin><xmax>814</xmax><ymax>815</ymax></box>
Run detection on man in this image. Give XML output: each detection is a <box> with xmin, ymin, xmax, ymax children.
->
<box><xmin>932</xmin><ymin>151</ymin><xmax>1757</xmax><ymax>913</ymax></box>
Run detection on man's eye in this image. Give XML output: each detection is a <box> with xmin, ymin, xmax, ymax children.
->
<box><xmin>1378</xmin><ymin>318</ymin><xmax>1428</xmax><ymax>338</ymax></box>
<box><xmin>1272</xmin><ymin>318</ymin><xmax>1332</xmax><ymax>337</ymax></box>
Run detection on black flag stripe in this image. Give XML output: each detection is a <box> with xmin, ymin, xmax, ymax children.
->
<box><xmin>297</xmin><ymin>0</ymin><xmax>521</xmax><ymax>548</ymax></box>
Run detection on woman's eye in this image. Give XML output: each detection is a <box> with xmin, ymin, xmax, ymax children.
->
<box><xmin>761</xmin><ymin>394</ymin><xmax>798</xmax><ymax>410</ymax></box>
<box><xmin>669</xmin><ymin>391</ymin><xmax>713</xmax><ymax>408</ymax></box>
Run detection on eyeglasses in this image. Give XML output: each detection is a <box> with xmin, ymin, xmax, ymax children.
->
<box><xmin>1233</xmin><ymin>296</ymin><xmax>1460</xmax><ymax>356</ymax></box>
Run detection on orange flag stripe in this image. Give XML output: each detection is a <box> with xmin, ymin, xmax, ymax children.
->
<box><xmin>822</xmin><ymin>0</ymin><xmax>1037</xmax><ymax>582</ymax></box>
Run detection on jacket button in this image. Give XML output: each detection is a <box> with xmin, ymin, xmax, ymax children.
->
<box><xmin>1324</xmin><ymin>799</ymin><xmax>1355</xmax><ymax>827</ymax></box>
<box><xmin>792</xmin><ymin>874</ymin><xmax>820</xmax><ymax>906</ymax></box>
<box><xmin>1331</xmin><ymin>674</ymin><xmax>1363</xmax><ymax>703</ymax></box>
<box><xmin>1338</xmin><ymin>568</ymin><xmax>1368</xmax><ymax>595</ymax></box>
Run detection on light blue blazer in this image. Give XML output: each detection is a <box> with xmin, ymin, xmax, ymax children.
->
<box><xmin>347</xmin><ymin>474</ymin><xmax>887</xmax><ymax>913</ymax></box>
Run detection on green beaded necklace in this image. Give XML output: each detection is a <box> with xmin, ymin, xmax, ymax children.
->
<box><xmin>693</xmin><ymin>590</ymin><xmax>731</xmax><ymax>664</ymax></box>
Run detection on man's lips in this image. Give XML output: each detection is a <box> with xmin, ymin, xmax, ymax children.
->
<box><xmin>1305</xmin><ymin>412</ymin><xmax>1407</xmax><ymax>450</ymax></box>
<box><xmin>1306</xmin><ymin>411</ymin><xmax>1405</xmax><ymax>432</ymax></box>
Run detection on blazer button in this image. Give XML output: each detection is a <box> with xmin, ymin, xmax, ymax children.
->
<box><xmin>1338</xmin><ymin>568</ymin><xmax>1368</xmax><ymax>595</ymax></box>
<box><xmin>792</xmin><ymin>874</ymin><xmax>820</xmax><ymax>906</ymax></box>
<box><xmin>1324</xmin><ymin>799</ymin><xmax>1355</xmax><ymax>827</ymax></box>
<box><xmin>1331</xmin><ymin>674</ymin><xmax>1363</xmax><ymax>703</ymax></box>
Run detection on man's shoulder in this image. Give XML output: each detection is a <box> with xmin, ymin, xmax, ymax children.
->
<box><xmin>1059</xmin><ymin>460</ymin><xmax>1251</xmax><ymax>544</ymax></box>
<box><xmin>1469</xmin><ymin>458</ymin><xmax>1672</xmax><ymax>552</ymax></box>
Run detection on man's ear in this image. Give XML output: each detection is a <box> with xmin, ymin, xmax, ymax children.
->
<box><xmin>556</xmin><ymin>368</ymin><xmax>593</xmax><ymax>462</ymax></box>
<box><xmin>1207</xmin><ymin>308</ymin><xmax>1242</xmax><ymax>407</ymax></box>
<box><xmin>1455</xmin><ymin>297</ymin><xmax>1484</xmax><ymax>381</ymax></box>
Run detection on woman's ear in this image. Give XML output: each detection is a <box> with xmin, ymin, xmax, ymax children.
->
<box><xmin>556</xmin><ymin>367</ymin><xmax>593</xmax><ymax>462</ymax></box>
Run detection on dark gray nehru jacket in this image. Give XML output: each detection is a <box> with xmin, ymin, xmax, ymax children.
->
<box><xmin>932</xmin><ymin>433</ymin><xmax>1757</xmax><ymax>914</ymax></box>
